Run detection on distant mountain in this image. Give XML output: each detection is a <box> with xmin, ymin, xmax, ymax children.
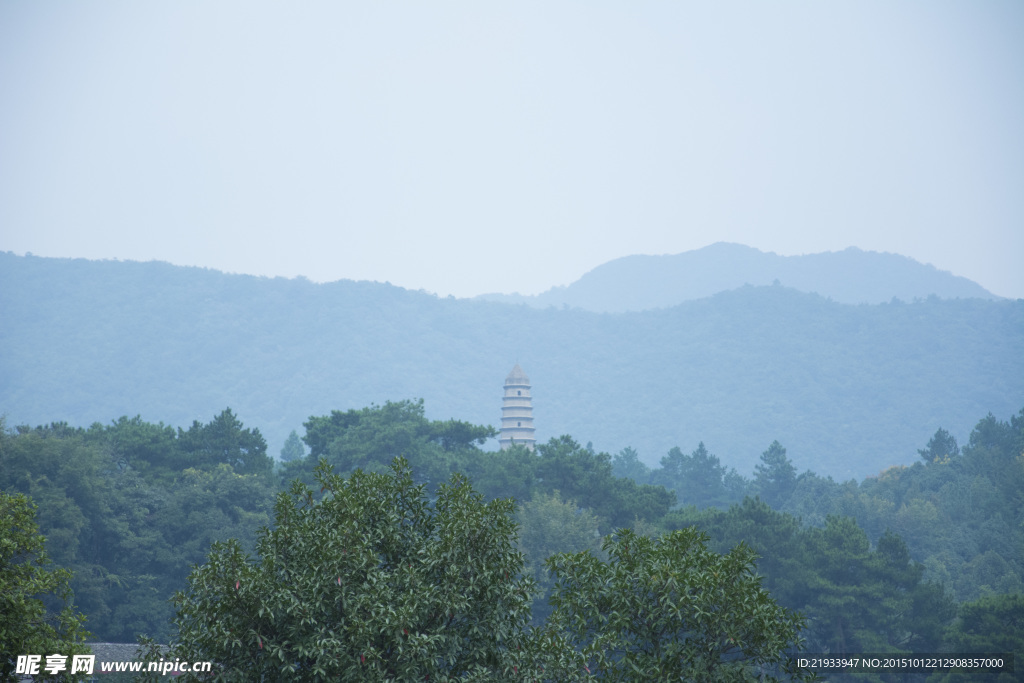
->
<box><xmin>1</xmin><ymin>252</ymin><xmax>1021</xmax><ymax>481</ymax></box>
<box><xmin>475</xmin><ymin>243</ymin><xmax>999</xmax><ymax>312</ymax></box>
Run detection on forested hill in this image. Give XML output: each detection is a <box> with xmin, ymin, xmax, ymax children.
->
<box><xmin>2</xmin><ymin>252</ymin><xmax>1021</xmax><ymax>480</ymax></box>
<box><xmin>476</xmin><ymin>242</ymin><xmax>1000</xmax><ymax>312</ymax></box>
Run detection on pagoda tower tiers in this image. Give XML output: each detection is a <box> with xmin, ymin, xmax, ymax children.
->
<box><xmin>500</xmin><ymin>364</ymin><xmax>535</xmax><ymax>451</ymax></box>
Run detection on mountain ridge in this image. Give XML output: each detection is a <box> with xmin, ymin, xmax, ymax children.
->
<box><xmin>1</xmin><ymin>251</ymin><xmax>1020</xmax><ymax>481</ymax></box>
<box><xmin>475</xmin><ymin>243</ymin><xmax>1000</xmax><ymax>312</ymax></box>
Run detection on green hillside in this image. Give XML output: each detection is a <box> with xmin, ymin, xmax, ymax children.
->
<box><xmin>1</xmin><ymin>252</ymin><xmax>1021</xmax><ymax>479</ymax></box>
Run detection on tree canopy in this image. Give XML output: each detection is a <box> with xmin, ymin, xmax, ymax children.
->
<box><xmin>0</xmin><ymin>491</ymin><xmax>90</xmax><ymax>683</ymax></box>
<box><xmin>172</xmin><ymin>458</ymin><xmax>537</xmax><ymax>681</ymax></box>
<box><xmin>2</xmin><ymin>401</ymin><xmax>1021</xmax><ymax>673</ymax></box>
<box><xmin>0</xmin><ymin>410</ymin><xmax>276</xmax><ymax>642</ymax></box>
<box><xmin>544</xmin><ymin>527</ymin><xmax>811</xmax><ymax>681</ymax></box>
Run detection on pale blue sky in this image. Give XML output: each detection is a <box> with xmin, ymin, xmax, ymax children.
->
<box><xmin>2</xmin><ymin>1</ymin><xmax>1022</xmax><ymax>298</ymax></box>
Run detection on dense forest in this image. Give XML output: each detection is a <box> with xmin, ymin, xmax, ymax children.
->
<box><xmin>2</xmin><ymin>252</ymin><xmax>1022</xmax><ymax>480</ymax></box>
<box><xmin>2</xmin><ymin>403</ymin><xmax>1021</xmax><ymax>680</ymax></box>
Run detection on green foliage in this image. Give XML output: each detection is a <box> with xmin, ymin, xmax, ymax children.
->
<box><xmin>291</xmin><ymin>400</ymin><xmax>496</xmax><ymax>489</ymax></box>
<box><xmin>653</xmin><ymin>442</ymin><xmax>748</xmax><ymax>509</ymax></box>
<box><xmin>0</xmin><ymin>491</ymin><xmax>90</xmax><ymax>683</ymax></box>
<box><xmin>673</xmin><ymin>501</ymin><xmax>957</xmax><ymax>657</ymax></box>
<box><xmin>132</xmin><ymin>634</ymin><xmax>169</xmax><ymax>683</ymax></box>
<box><xmin>92</xmin><ymin>410</ymin><xmax>273</xmax><ymax>482</ymax></box>
<box><xmin>172</xmin><ymin>458</ymin><xmax>537</xmax><ymax>681</ymax></box>
<box><xmin>461</xmin><ymin>444</ymin><xmax>537</xmax><ymax>503</ymax></box>
<box><xmin>0</xmin><ymin>411</ymin><xmax>276</xmax><ymax>642</ymax></box>
<box><xmin>533</xmin><ymin>437</ymin><xmax>609</xmax><ymax>501</ymax></box>
<box><xmin>4</xmin><ymin>396</ymin><xmax>1022</xmax><ymax>669</ymax></box>
<box><xmin>517</xmin><ymin>492</ymin><xmax>604</xmax><ymax>577</ymax></box>
<box><xmin>918</xmin><ymin>428</ymin><xmax>960</xmax><ymax>464</ymax></box>
<box><xmin>100</xmin><ymin>416</ymin><xmax>179</xmax><ymax>480</ymax></box>
<box><xmin>176</xmin><ymin>408</ymin><xmax>273</xmax><ymax>478</ymax></box>
<box><xmin>931</xmin><ymin>593</ymin><xmax>1023</xmax><ymax>683</ymax></box>
<box><xmin>544</xmin><ymin>527</ymin><xmax>812</xmax><ymax>681</ymax></box>
<box><xmin>610</xmin><ymin>447</ymin><xmax>651</xmax><ymax>483</ymax></box>
<box><xmin>279</xmin><ymin>429</ymin><xmax>306</xmax><ymax>462</ymax></box>
<box><xmin>516</xmin><ymin>491</ymin><xmax>603</xmax><ymax>625</ymax></box>
<box><xmin>535</xmin><ymin>437</ymin><xmax>674</xmax><ymax>530</ymax></box>
<box><xmin>784</xmin><ymin>408</ymin><xmax>1024</xmax><ymax>606</ymax></box>
<box><xmin>778</xmin><ymin>471</ymin><xmax>846</xmax><ymax>529</ymax></box>
<box><xmin>665</xmin><ymin>498</ymin><xmax>810</xmax><ymax>615</ymax></box>
<box><xmin>786</xmin><ymin>519</ymin><xmax>954</xmax><ymax>655</ymax></box>
<box><xmin>754</xmin><ymin>441</ymin><xmax>797</xmax><ymax>508</ymax></box>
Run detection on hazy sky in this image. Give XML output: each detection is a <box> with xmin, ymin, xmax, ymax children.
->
<box><xmin>2</xmin><ymin>1</ymin><xmax>1022</xmax><ymax>298</ymax></box>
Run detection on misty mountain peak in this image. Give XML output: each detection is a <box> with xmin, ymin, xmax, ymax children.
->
<box><xmin>475</xmin><ymin>243</ymin><xmax>998</xmax><ymax>313</ymax></box>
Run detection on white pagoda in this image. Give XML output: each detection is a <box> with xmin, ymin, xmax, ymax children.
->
<box><xmin>499</xmin><ymin>364</ymin><xmax>535</xmax><ymax>450</ymax></box>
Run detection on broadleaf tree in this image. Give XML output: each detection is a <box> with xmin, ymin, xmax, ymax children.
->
<box><xmin>543</xmin><ymin>527</ymin><xmax>814</xmax><ymax>682</ymax></box>
<box><xmin>0</xmin><ymin>491</ymin><xmax>91</xmax><ymax>683</ymax></box>
<box><xmin>172</xmin><ymin>458</ymin><xmax>541</xmax><ymax>681</ymax></box>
